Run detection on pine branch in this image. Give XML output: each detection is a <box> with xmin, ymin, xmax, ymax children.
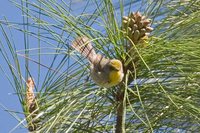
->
<box><xmin>116</xmin><ymin>85</ymin><xmax>126</xmax><ymax>133</ymax></box>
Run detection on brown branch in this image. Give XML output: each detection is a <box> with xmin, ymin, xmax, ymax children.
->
<box><xmin>115</xmin><ymin>85</ymin><xmax>126</xmax><ymax>133</ymax></box>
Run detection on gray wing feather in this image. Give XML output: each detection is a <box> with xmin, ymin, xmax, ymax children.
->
<box><xmin>72</xmin><ymin>36</ymin><xmax>96</xmax><ymax>63</ymax></box>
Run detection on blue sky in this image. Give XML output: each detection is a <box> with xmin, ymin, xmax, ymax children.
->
<box><xmin>0</xmin><ymin>1</ymin><xmax>26</xmax><ymax>132</ymax></box>
<box><xmin>0</xmin><ymin>0</ymin><xmax>140</xmax><ymax>132</ymax></box>
<box><xmin>0</xmin><ymin>0</ymin><xmax>198</xmax><ymax>132</ymax></box>
<box><xmin>0</xmin><ymin>1</ymin><xmax>91</xmax><ymax>132</ymax></box>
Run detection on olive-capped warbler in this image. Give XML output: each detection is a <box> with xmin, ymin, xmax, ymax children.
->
<box><xmin>72</xmin><ymin>36</ymin><xmax>124</xmax><ymax>88</ymax></box>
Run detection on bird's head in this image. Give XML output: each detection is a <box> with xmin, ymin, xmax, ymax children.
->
<box><xmin>109</xmin><ymin>59</ymin><xmax>123</xmax><ymax>71</ymax></box>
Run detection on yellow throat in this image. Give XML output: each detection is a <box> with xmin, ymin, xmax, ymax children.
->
<box><xmin>109</xmin><ymin>70</ymin><xmax>123</xmax><ymax>86</ymax></box>
<box><xmin>108</xmin><ymin>59</ymin><xmax>123</xmax><ymax>86</ymax></box>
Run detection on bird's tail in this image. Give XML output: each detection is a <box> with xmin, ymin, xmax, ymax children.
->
<box><xmin>72</xmin><ymin>36</ymin><xmax>96</xmax><ymax>63</ymax></box>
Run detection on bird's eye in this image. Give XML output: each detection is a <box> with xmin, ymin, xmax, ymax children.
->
<box><xmin>109</xmin><ymin>65</ymin><xmax>118</xmax><ymax>71</ymax></box>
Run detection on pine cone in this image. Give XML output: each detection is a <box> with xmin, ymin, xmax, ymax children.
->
<box><xmin>26</xmin><ymin>77</ymin><xmax>39</xmax><ymax>131</ymax></box>
<box><xmin>122</xmin><ymin>12</ymin><xmax>153</xmax><ymax>84</ymax></box>
<box><xmin>122</xmin><ymin>11</ymin><xmax>153</xmax><ymax>44</ymax></box>
<box><xmin>26</xmin><ymin>77</ymin><xmax>36</xmax><ymax>113</ymax></box>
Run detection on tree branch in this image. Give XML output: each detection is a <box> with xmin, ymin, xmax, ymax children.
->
<box><xmin>116</xmin><ymin>86</ymin><xmax>126</xmax><ymax>133</ymax></box>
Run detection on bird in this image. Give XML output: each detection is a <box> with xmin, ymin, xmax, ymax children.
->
<box><xmin>72</xmin><ymin>36</ymin><xmax>124</xmax><ymax>88</ymax></box>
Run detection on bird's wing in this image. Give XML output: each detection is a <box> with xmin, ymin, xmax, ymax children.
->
<box><xmin>72</xmin><ymin>36</ymin><xmax>96</xmax><ymax>63</ymax></box>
